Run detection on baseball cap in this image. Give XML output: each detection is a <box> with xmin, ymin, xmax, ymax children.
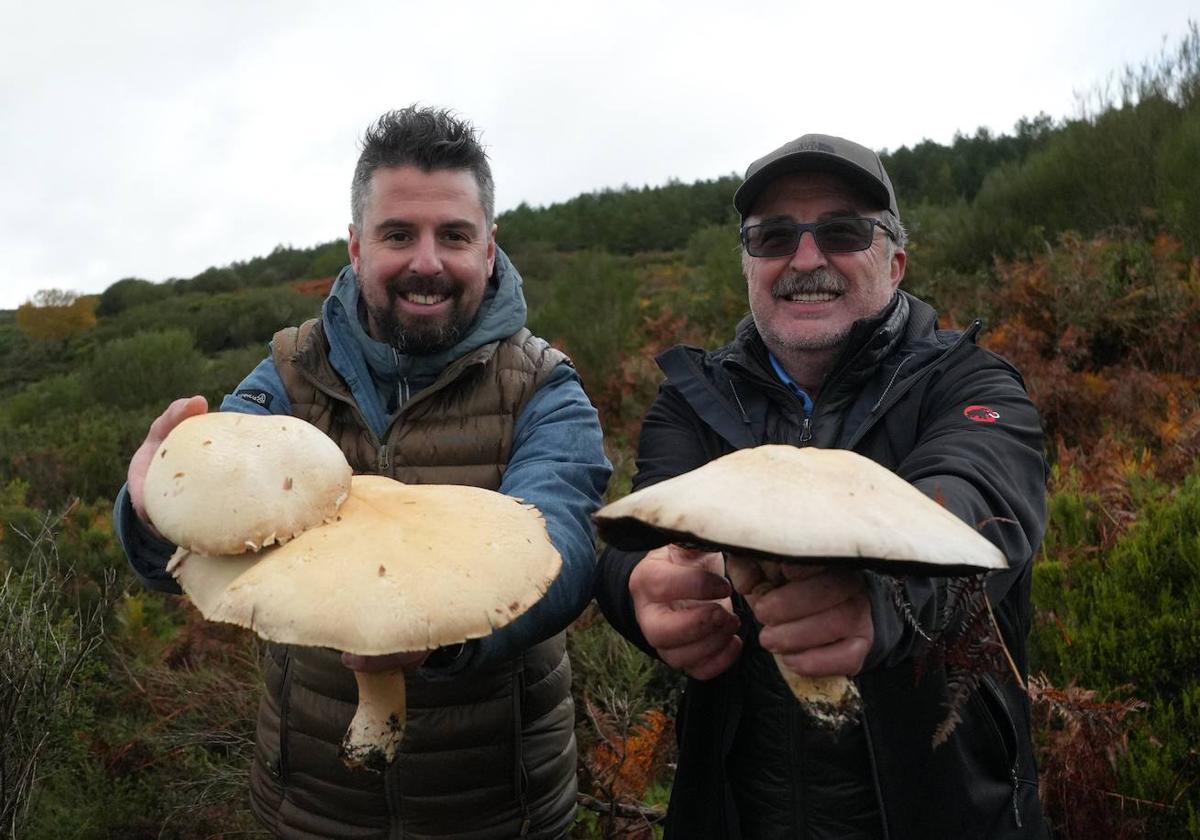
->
<box><xmin>733</xmin><ymin>133</ymin><xmax>899</xmax><ymax>220</ymax></box>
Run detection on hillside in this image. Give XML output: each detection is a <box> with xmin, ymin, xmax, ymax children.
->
<box><xmin>1</xmin><ymin>25</ymin><xmax>1198</xmax><ymax>839</ymax></box>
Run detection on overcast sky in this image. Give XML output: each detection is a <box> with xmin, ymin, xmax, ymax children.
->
<box><xmin>1</xmin><ymin>1</ymin><xmax>1194</xmax><ymax>310</ymax></box>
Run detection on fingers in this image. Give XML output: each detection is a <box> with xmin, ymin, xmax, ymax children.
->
<box><xmin>129</xmin><ymin>396</ymin><xmax>209</xmax><ymax>528</ymax></box>
<box><xmin>341</xmin><ymin>650</ymin><xmax>430</xmax><ymax>672</ymax></box>
<box><xmin>725</xmin><ymin>554</ymin><xmax>764</xmax><ymax>596</ymax></box>
<box><xmin>630</xmin><ymin>544</ymin><xmax>743</xmax><ymax>681</ymax></box>
<box><xmin>731</xmin><ymin>564</ymin><xmax>873</xmax><ymax>678</ymax></box>
<box><xmin>147</xmin><ymin>395</ymin><xmax>209</xmax><ymax>444</ymax></box>
<box><xmin>682</xmin><ymin>634</ymin><xmax>743</xmax><ymax>681</ymax></box>
<box><xmin>750</xmin><ymin>567</ymin><xmax>863</xmax><ymax>626</ymax></box>
<box><xmin>759</xmin><ymin>586</ymin><xmax>874</xmax><ymax>677</ymax></box>
<box><xmin>639</xmin><ymin>598</ymin><xmax>739</xmax><ymax>650</ymax></box>
<box><xmin>630</xmin><ymin>545</ymin><xmax>730</xmax><ymax>605</ymax></box>
<box><xmin>645</xmin><ymin>603</ymin><xmax>742</xmax><ymax>680</ymax></box>
<box><xmin>776</xmin><ymin>635</ymin><xmax>873</xmax><ymax>678</ymax></box>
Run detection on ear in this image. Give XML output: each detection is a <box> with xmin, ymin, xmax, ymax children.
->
<box><xmin>348</xmin><ymin>224</ymin><xmax>361</xmax><ymax>274</ymax></box>
<box><xmin>889</xmin><ymin>247</ymin><xmax>906</xmax><ymax>290</ymax></box>
<box><xmin>486</xmin><ymin>224</ymin><xmax>497</xmax><ymax>276</ymax></box>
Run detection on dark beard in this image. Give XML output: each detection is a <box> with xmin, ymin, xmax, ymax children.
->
<box><xmin>378</xmin><ymin>275</ymin><xmax>471</xmax><ymax>355</ymax></box>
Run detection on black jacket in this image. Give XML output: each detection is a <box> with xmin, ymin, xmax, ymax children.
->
<box><xmin>596</xmin><ymin>292</ymin><xmax>1051</xmax><ymax>839</ymax></box>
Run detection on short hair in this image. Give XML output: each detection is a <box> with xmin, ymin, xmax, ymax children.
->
<box><xmin>351</xmin><ymin>106</ymin><xmax>495</xmax><ymax>229</ymax></box>
<box><xmin>883</xmin><ymin>209</ymin><xmax>909</xmax><ymax>252</ymax></box>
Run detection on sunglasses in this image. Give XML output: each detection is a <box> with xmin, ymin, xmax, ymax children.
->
<box><xmin>741</xmin><ymin>217</ymin><xmax>896</xmax><ymax>258</ymax></box>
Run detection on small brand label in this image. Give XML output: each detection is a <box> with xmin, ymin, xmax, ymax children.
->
<box><xmin>236</xmin><ymin>389</ymin><xmax>274</xmax><ymax>409</ymax></box>
<box><xmin>964</xmin><ymin>404</ymin><xmax>1000</xmax><ymax>423</ymax></box>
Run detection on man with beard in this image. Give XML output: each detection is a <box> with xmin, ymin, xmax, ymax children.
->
<box><xmin>114</xmin><ymin>106</ymin><xmax>611</xmax><ymax>839</ymax></box>
<box><xmin>595</xmin><ymin>134</ymin><xmax>1051</xmax><ymax>839</ymax></box>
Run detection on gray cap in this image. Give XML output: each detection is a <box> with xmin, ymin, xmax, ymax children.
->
<box><xmin>733</xmin><ymin>133</ymin><xmax>898</xmax><ymax>220</ymax></box>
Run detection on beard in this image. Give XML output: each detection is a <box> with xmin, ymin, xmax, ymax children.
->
<box><xmin>372</xmin><ymin>274</ymin><xmax>474</xmax><ymax>355</ymax></box>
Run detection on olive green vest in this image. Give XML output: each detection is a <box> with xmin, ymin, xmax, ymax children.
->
<box><xmin>247</xmin><ymin>318</ymin><xmax>577</xmax><ymax>840</ymax></box>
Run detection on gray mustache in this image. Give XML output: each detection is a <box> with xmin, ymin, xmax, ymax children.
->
<box><xmin>772</xmin><ymin>269</ymin><xmax>846</xmax><ymax>299</ymax></box>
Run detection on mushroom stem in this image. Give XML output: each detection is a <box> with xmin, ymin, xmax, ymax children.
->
<box><xmin>342</xmin><ymin>668</ymin><xmax>407</xmax><ymax>771</ymax></box>
<box><xmin>758</xmin><ymin>560</ymin><xmax>862</xmax><ymax>729</ymax></box>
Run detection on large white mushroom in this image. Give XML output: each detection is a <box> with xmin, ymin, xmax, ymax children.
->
<box><xmin>594</xmin><ymin>445</ymin><xmax>1006</xmax><ymax>727</ymax></box>
<box><xmin>143</xmin><ymin>413</ymin><xmax>353</xmax><ymax>554</ymax></box>
<box><xmin>167</xmin><ymin>474</ymin><xmax>562</xmax><ymax>769</ymax></box>
<box><xmin>143</xmin><ymin>412</ymin><xmax>562</xmax><ymax>770</ymax></box>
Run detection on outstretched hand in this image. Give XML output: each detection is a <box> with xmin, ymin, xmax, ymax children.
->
<box><xmin>128</xmin><ymin>395</ymin><xmax>209</xmax><ymax>534</ymax></box>
<box><xmin>629</xmin><ymin>544</ymin><xmax>743</xmax><ymax>681</ymax></box>
<box><xmin>726</xmin><ymin>557</ymin><xmax>874</xmax><ymax>678</ymax></box>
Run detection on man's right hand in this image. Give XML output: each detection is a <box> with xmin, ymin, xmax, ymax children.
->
<box><xmin>629</xmin><ymin>544</ymin><xmax>742</xmax><ymax>681</ymax></box>
<box><xmin>128</xmin><ymin>395</ymin><xmax>209</xmax><ymax>533</ymax></box>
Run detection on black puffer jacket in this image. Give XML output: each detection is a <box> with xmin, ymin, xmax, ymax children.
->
<box><xmin>597</xmin><ymin>292</ymin><xmax>1051</xmax><ymax>839</ymax></box>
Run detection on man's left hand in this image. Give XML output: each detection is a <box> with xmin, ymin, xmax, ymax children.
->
<box><xmin>726</xmin><ymin>557</ymin><xmax>873</xmax><ymax>677</ymax></box>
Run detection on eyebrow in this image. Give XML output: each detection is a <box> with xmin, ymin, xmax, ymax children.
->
<box><xmin>374</xmin><ymin>217</ymin><xmax>481</xmax><ymax>233</ymax></box>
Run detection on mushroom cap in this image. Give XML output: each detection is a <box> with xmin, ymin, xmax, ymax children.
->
<box><xmin>594</xmin><ymin>445</ymin><xmax>1006</xmax><ymax>576</ymax></box>
<box><xmin>144</xmin><ymin>413</ymin><xmax>352</xmax><ymax>555</ymax></box>
<box><xmin>169</xmin><ymin>474</ymin><xmax>563</xmax><ymax>654</ymax></box>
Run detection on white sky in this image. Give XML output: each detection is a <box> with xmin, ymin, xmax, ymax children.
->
<box><xmin>1</xmin><ymin>1</ymin><xmax>1194</xmax><ymax>310</ymax></box>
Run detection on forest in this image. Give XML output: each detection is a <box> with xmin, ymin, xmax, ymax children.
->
<box><xmin>1</xmin><ymin>25</ymin><xmax>1198</xmax><ymax>839</ymax></box>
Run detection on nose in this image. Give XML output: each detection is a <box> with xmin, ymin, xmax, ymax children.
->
<box><xmin>788</xmin><ymin>229</ymin><xmax>827</xmax><ymax>273</ymax></box>
<box><xmin>408</xmin><ymin>234</ymin><xmax>443</xmax><ymax>276</ymax></box>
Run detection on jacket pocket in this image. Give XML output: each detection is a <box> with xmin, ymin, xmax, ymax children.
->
<box><xmin>977</xmin><ymin>675</ymin><xmax>1032</xmax><ymax>829</ymax></box>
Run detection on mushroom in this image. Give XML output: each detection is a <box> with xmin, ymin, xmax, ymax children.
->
<box><xmin>593</xmin><ymin>445</ymin><xmax>1006</xmax><ymax>728</ymax></box>
<box><xmin>167</xmin><ymin>474</ymin><xmax>562</xmax><ymax>770</ymax></box>
<box><xmin>144</xmin><ymin>413</ymin><xmax>353</xmax><ymax>554</ymax></box>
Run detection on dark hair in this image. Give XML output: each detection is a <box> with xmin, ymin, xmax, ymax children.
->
<box><xmin>351</xmin><ymin>106</ymin><xmax>495</xmax><ymax>228</ymax></box>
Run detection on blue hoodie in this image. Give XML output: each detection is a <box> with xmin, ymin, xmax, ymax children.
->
<box><xmin>115</xmin><ymin>248</ymin><xmax>611</xmax><ymax>672</ymax></box>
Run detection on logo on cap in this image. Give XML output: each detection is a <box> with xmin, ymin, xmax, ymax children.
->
<box><xmin>795</xmin><ymin>139</ymin><xmax>835</xmax><ymax>153</ymax></box>
<box><xmin>964</xmin><ymin>405</ymin><xmax>1000</xmax><ymax>423</ymax></box>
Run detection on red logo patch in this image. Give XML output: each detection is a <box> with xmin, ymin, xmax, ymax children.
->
<box><xmin>964</xmin><ymin>405</ymin><xmax>1000</xmax><ymax>423</ymax></box>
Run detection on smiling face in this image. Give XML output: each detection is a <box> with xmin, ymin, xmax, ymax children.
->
<box><xmin>348</xmin><ymin>166</ymin><xmax>496</xmax><ymax>353</ymax></box>
<box><xmin>742</xmin><ymin>172</ymin><xmax>905</xmax><ymax>368</ymax></box>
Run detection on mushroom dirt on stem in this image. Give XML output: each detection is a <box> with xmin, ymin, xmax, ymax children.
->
<box><xmin>593</xmin><ymin>445</ymin><xmax>1007</xmax><ymax>729</ymax></box>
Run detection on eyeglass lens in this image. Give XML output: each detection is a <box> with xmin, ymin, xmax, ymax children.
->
<box><xmin>743</xmin><ymin>218</ymin><xmax>878</xmax><ymax>257</ymax></box>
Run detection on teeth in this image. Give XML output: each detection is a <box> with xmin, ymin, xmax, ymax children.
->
<box><xmin>404</xmin><ymin>292</ymin><xmax>448</xmax><ymax>305</ymax></box>
<box><xmin>786</xmin><ymin>292</ymin><xmax>838</xmax><ymax>302</ymax></box>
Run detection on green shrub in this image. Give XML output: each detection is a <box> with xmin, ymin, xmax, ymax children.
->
<box><xmin>0</xmin><ymin>513</ymin><xmax>114</xmax><ymax>836</ymax></box>
<box><xmin>1031</xmin><ymin>467</ymin><xmax>1200</xmax><ymax>834</ymax></box>
<box><xmin>83</xmin><ymin>329</ymin><xmax>204</xmax><ymax>411</ymax></box>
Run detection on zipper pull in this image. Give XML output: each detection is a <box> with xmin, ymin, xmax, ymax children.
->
<box><xmin>378</xmin><ymin>444</ymin><xmax>391</xmax><ymax>473</ymax></box>
<box><xmin>800</xmin><ymin>416</ymin><xmax>813</xmax><ymax>443</ymax></box>
<box><xmin>1010</xmin><ymin>768</ymin><xmax>1023</xmax><ymax>828</ymax></box>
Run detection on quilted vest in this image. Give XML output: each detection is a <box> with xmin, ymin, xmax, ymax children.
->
<box><xmin>247</xmin><ymin>318</ymin><xmax>577</xmax><ymax>840</ymax></box>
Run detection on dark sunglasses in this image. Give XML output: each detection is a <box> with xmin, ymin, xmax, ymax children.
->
<box><xmin>741</xmin><ymin>217</ymin><xmax>896</xmax><ymax>258</ymax></box>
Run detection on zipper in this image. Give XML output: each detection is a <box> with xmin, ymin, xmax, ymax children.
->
<box><xmin>860</xmin><ymin>699</ymin><xmax>891</xmax><ymax>840</ymax></box>
<box><xmin>386</xmin><ymin>759</ymin><xmax>405</xmax><ymax>839</ymax></box>
<box><xmin>274</xmin><ymin>649</ymin><xmax>293</xmax><ymax>784</ymax></box>
<box><xmin>799</xmin><ymin>415</ymin><xmax>812</xmax><ymax>443</ymax></box>
<box><xmin>981</xmin><ymin>675</ymin><xmax>1025</xmax><ymax>829</ymax></box>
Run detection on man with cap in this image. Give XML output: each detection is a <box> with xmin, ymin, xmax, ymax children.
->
<box><xmin>596</xmin><ymin>134</ymin><xmax>1051</xmax><ymax>839</ymax></box>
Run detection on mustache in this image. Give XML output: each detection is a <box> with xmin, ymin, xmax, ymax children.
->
<box><xmin>385</xmin><ymin>274</ymin><xmax>457</xmax><ymax>299</ymax></box>
<box><xmin>772</xmin><ymin>268</ymin><xmax>847</xmax><ymax>299</ymax></box>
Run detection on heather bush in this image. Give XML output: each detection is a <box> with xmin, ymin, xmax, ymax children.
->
<box><xmin>1030</xmin><ymin>467</ymin><xmax>1200</xmax><ymax>836</ymax></box>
